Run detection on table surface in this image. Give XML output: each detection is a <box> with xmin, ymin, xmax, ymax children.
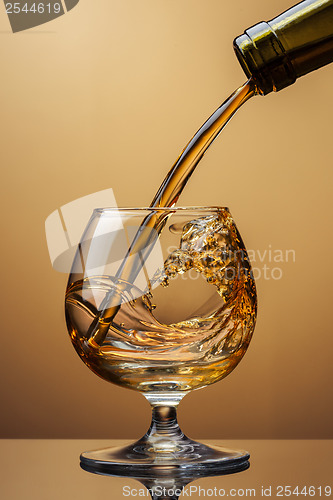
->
<box><xmin>1</xmin><ymin>440</ymin><xmax>332</xmax><ymax>499</ymax></box>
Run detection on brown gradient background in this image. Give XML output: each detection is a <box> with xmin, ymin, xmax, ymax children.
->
<box><xmin>0</xmin><ymin>0</ymin><xmax>332</xmax><ymax>439</ymax></box>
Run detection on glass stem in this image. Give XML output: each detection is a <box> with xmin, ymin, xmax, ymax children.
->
<box><xmin>140</xmin><ymin>477</ymin><xmax>188</xmax><ymax>500</ymax></box>
<box><xmin>147</xmin><ymin>406</ymin><xmax>183</xmax><ymax>444</ymax></box>
<box><xmin>148</xmin><ymin>485</ymin><xmax>183</xmax><ymax>500</ymax></box>
<box><xmin>141</xmin><ymin>393</ymin><xmax>187</xmax><ymax>453</ymax></box>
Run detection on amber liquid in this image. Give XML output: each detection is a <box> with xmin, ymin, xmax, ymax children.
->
<box><xmin>65</xmin><ymin>80</ymin><xmax>257</xmax><ymax>392</ymax></box>
<box><xmin>151</xmin><ymin>80</ymin><xmax>255</xmax><ymax>208</ymax></box>
<box><xmin>84</xmin><ymin>80</ymin><xmax>254</xmax><ymax>341</ymax></box>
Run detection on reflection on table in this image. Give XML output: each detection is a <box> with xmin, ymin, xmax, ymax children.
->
<box><xmin>1</xmin><ymin>440</ymin><xmax>332</xmax><ymax>499</ymax></box>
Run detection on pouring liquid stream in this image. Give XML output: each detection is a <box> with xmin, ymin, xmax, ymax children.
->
<box><xmin>85</xmin><ymin>79</ymin><xmax>256</xmax><ymax>345</ymax></box>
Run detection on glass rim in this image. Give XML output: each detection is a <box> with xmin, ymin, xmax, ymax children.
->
<box><xmin>93</xmin><ymin>206</ymin><xmax>230</xmax><ymax>214</ymax></box>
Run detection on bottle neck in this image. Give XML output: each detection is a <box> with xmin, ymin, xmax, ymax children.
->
<box><xmin>233</xmin><ymin>0</ymin><xmax>333</xmax><ymax>95</ymax></box>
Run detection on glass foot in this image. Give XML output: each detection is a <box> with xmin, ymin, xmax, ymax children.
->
<box><xmin>80</xmin><ymin>441</ymin><xmax>249</xmax><ymax>477</ymax></box>
<box><xmin>80</xmin><ymin>405</ymin><xmax>249</xmax><ymax>477</ymax></box>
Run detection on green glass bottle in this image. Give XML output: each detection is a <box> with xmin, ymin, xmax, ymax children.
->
<box><xmin>233</xmin><ymin>0</ymin><xmax>333</xmax><ymax>95</ymax></box>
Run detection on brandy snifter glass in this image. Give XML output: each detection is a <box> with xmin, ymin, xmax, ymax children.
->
<box><xmin>65</xmin><ymin>207</ymin><xmax>257</xmax><ymax>475</ymax></box>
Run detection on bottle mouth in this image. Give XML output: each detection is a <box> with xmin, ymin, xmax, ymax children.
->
<box><xmin>233</xmin><ymin>22</ymin><xmax>296</xmax><ymax>95</ymax></box>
